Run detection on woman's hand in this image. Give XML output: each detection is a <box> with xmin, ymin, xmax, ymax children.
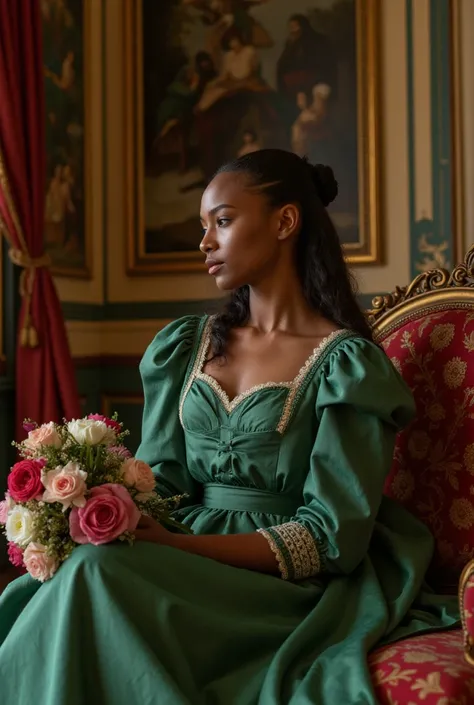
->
<box><xmin>134</xmin><ymin>515</ymin><xmax>176</xmax><ymax>546</ymax></box>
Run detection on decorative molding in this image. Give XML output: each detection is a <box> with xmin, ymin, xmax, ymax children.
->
<box><xmin>450</xmin><ymin>0</ymin><xmax>466</xmax><ymax>260</ymax></box>
<box><xmin>63</xmin><ymin>293</ymin><xmax>381</xmax><ymax>325</ymax></box>
<box><xmin>62</xmin><ymin>298</ymin><xmax>222</xmax><ymax>321</ymax></box>
<box><xmin>102</xmin><ymin>394</ymin><xmax>143</xmax><ymax>416</ymax></box>
<box><xmin>74</xmin><ymin>355</ymin><xmax>140</xmax><ymax>369</ymax></box>
<box><xmin>368</xmin><ymin>243</ymin><xmax>474</xmax><ymax>326</ymax></box>
<box><xmin>428</xmin><ymin>0</ymin><xmax>454</xmax><ymax>271</ymax></box>
<box><xmin>406</xmin><ymin>0</ymin><xmax>457</xmax><ymax>279</ymax></box>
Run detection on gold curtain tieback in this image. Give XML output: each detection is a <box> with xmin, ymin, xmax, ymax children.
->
<box><xmin>8</xmin><ymin>248</ymin><xmax>51</xmax><ymax>270</ymax></box>
<box><xmin>7</xmin><ymin>248</ymin><xmax>52</xmax><ymax>348</ymax></box>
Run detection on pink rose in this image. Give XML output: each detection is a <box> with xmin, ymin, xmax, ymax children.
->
<box><xmin>23</xmin><ymin>542</ymin><xmax>58</xmax><ymax>582</ymax></box>
<box><xmin>42</xmin><ymin>462</ymin><xmax>88</xmax><ymax>511</ymax></box>
<box><xmin>0</xmin><ymin>493</ymin><xmax>14</xmax><ymax>524</ymax></box>
<box><xmin>121</xmin><ymin>458</ymin><xmax>155</xmax><ymax>493</ymax></box>
<box><xmin>69</xmin><ymin>483</ymin><xmax>140</xmax><ymax>545</ymax></box>
<box><xmin>24</xmin><ymin>422</ymin><xmax>61</xmax><ymax>452</ymax></box>
<box><xmin>23</xmin><ymin>420</ymin><xmax>37</xmax><ymax>433</ymax></box>
<box><xmin>108</xmin><ymin>445</ymin><xmax>132</xmax><ymax>460</ymax></box>
<box><xmin>87</xmin><ymin>414</ymin><xmax>122</xmax><ymax>434</ymax></box>
<box><xmin>8</xmin><ymin>459</ymin><xmax>46</xmax><ymax>502</ymax></box>
<box><xmin>7</xmin><ymin>542</ymin><xmax>26</xmax><ymax>571</ymax></box>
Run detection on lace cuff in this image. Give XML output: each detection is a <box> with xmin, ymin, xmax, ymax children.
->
<box><xmin>257</xmin><ymin>521</ymin><xmax>322</xmax><ymax>580</ymax></box>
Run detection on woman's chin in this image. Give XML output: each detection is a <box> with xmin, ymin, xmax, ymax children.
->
<box><xmin>212</xmin><ymin>271</ymin><xmax>238</xmax><ymax>292</ymax></box>
<box><xmin>214</xmin><ymin>276</ymin><xmax>234</xmax><ymax>292</ymax></box>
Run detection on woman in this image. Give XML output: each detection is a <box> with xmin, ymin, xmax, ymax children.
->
<box><xmin>0</xmin><ymin>149</ymin><xmax>458</xmax><ymax>703</ymax></box>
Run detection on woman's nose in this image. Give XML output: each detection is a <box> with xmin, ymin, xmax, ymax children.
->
<box><xmin>199</xmin><ymin>229</ymin><xmax>216</xmax><ymax>254</ymax></box>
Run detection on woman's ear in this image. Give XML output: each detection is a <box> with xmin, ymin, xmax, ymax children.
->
<box><xmin>277</xmin><ymin>204</ymin><xmax>300</xmax><ymax>241</ymax></box>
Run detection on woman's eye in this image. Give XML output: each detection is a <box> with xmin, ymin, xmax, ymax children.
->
<box><xmin>217</xmin><ymin>218</ymin><xmax>231</xmax><ymax>227</ymax></box>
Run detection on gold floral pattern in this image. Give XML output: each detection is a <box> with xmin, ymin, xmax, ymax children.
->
<box><xmin>391</xmin><ymin>469</ymin><xmax>415</xmax><ymax>501</ymax></box>
<box><xmin>426</xmin><ymin>403</ymin><xmax>446</xmax><ymax>423</ymax></box>
<box><xmin>464</xmin><ymin>444</ymin><xmax>474</xmax><ymax>475</ymax></box>
<box><xmin>450</xmin><ymin>498</ymin><xmax>474</xmax><ymax>531</ymax></box>
<box><xmin>443</xmin><ymin>357</ymin><xmax>467</xmax><ymax>389</ymax></box>
<box><xmin>408</xmin><ymin>431</ymin><xmax>431</xmax><ymax>460</ymax></box>
<box><xmin>391</xmin><ymin>357</ymin><xmax>403</xmax><ymax>375</ymax></box>
<box><xmin>380</xmin><ymin>308</ymin><xmax>474</xmax><ymax>593</ymax></box>
<box><xmin>430</xmin><ymin>323</ymin><xmax>455</xmax><ymax>351</ymax></box>
<box><xmin>403</xmin><ymin>651</ymin><xmax>438</xmax><ymax>664</ymax></box>
<box><xmin>369</xmin><ymin>630</ymin><xmax>472</xmax><ymax>705</ymax></box>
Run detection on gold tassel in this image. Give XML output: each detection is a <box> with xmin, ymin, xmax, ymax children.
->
<box><xmin>28</xmin><ymin>326</ymin><xmax>39</xmax><ymax>348</ymax></box>
<box><xmin>20</xmin><ymin>326</ymin><xmax>29</xmax><ymax>347</ymax></box>
<box><xmin>8</xmin><ymin>248</ymin><xmax>51</xmax><ymax>349</ymax></box>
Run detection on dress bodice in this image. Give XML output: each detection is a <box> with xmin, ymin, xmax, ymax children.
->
<box><xmin>137</xmin><ymin>315</ymin><xmax>417</xmax><ymax>579</ymax></box>
<box><xmin>180</xmin><ymin>316</ymin><xmax>353</xmax><ymax>499</ymax></box>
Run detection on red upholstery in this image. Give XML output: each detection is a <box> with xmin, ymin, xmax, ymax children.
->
<box><xmin>381</xmin><ymin>309</ymin><xmax>474</xmax><ymax>593</ymax></box>
<box><xmin>460</xmin><ymin>560</ymin><xmax>474</xmax><ymax>664</ymax></box>
<box><xmin>369</xmin><ymin>307</ymin><xmax>471</xmax><ymax>699</ymax></box>
<box><xmin>369</xmin><ymin>630</ymin><xmax>473</xmax><ymax>704</ymax></box>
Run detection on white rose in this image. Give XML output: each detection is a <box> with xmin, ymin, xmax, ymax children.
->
<box><xmin>67</xmin><ymin>418</ymin><xmax>116</xmax><ymax>446</ymax></box>
<box><xmin>24</xmin><ymin>422</ymin><xmax>62</xmax><ymax>452</ymax></box>
<box><xmin>42</xmin><ymin>462</ymin><xmax>88</xmax><ymax>511</ymax></box>
<box><xmin>6</xmin><ymin>505</ymin><xmax>35</xmax><ymax>546</ymax></box>
<box><xmin>23</xmin><ymin>542</ymin><xmax>58</xmax><ymax>582</ymax></box>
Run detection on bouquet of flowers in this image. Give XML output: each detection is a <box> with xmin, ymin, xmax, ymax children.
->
<box><xmin>0</xmin><ymin>414</ymin><xmax>187</xmax><ymax>582</ymax></box>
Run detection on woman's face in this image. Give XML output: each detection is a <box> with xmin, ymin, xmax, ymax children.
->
<box><xmin>199</xmin><ymin>172</ymin><xmax>289</xmax><ymax>291</ymax></box>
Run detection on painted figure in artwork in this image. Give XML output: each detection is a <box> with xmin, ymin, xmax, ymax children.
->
<box><xmin>155</xmin><ymin>51</ymin><xmax>217</xmax><ymax>140</ymax></box>
<box><xmin>277</xmin><ymin>13</ymin><xmax>334</xmax><ymax>114</ymax></box>
<box><xmin>237</xmin><ymin>128</ymin><xmax>261</xmax><ymax>156</ymax></box>
<box><xmin>142</xmin><ymin>0</ymin><xmax>360</xmax><ymax>259</ymax></box>
<box><xmin>291</xmin><ymin>83</ymin><xmax>331</xmax><ymax>157</ymax></box>
<box><xmin>183</xmin><ymin>0</ymin><xmax>273</xmax><ymax>66</ymax></box>
<box><xmin>196</xmin><ymin>30</ymin><xmax>269</xmax><ymax>112</ymax></box>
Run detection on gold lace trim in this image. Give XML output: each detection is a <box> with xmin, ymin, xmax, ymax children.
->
<box><xmin>258</xmin><ymin>521</ymin><xmax>321</xmax><ymax>580</ymax></box>
<box><xmin>180</xmin><ymin>317</ymin><xmax>349</xmax><ymax>430</ymax></box>
<box><xmin>179</xmin><ymin>318</ymin><xmax>213</xmax><ymax>426</ymax></box>
<box><xmin>258</xmin><ymin>528</ymin><xmax>289</xmax><ymax>580</ymax></box>
<box><xmin>276</xmin><ymin>329</ymin><xmax>349</xmax><ymax>434</ymax></box>
<box><xmin>196</xmin><ymin>371</ymin><xmax>292</xmax><ymax>414</ymax></box>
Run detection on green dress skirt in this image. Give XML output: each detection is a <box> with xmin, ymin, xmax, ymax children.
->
<box><xmin>0</xmin><ymin>315</ymin><xmax>459</xmax><ymax>704</ymax></box>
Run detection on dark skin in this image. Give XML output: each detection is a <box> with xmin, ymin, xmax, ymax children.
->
<box><xmin>135</xmin><ymin>171</ymin><xmax>339</xmax><ymax>574</ymax></box>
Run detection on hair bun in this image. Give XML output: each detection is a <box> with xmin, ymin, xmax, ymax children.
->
<box><xmin>308</xmin><ymin>163</ymin><xmax>338</xmax><ymax>207</ymax></box>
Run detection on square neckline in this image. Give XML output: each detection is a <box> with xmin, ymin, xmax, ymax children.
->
<box><xmin>180</xmin><ymin>316</ymin><xmax>351</xmax><ymax>423</ymax></box>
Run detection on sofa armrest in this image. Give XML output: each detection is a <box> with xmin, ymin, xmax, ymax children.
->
<box><xmin>460</xmin><ymin>559</ymin><xmax>474</xmax><ymax>665</ymax></box>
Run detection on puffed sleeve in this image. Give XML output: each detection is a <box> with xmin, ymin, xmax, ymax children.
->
<box><xmin>258</xmin><ymin>338</ymin><xmax>416</xmax><ymax>580</ymax></box>
<box><xmin>136</xmin><ymin>315</ymin><xmax>201</xmax><ymax>505</ymax></box>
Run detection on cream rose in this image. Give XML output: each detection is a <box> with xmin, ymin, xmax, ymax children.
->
<box><xmin>121</xmin><ymin>458</ymin><xmax>155</xmax><ymax>493</ymax></box>
<box><xmin>25</xmin><ymin>422</ymin><xmax>62</xmax><ymax>452</ymax></box>
<box><xmin>23</xmin><ymin>542</ymin><xmax>58</xmax><ymax>582</ymax></box>
<box><xmin>67</xmin><ymin>418</ymin><xmax>116</xmax><ymax>446</ymax></box>
<box><xmin>42</xmin><ymin>462</ymin><xmax>88</xmax><ymax>511</ymax></box>
<box><xmin>6</xmin><ymin>505</ymin><xmax>35</xmax><ymax>546</ymax></box>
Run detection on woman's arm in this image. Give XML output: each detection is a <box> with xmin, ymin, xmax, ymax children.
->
<box><xmin>135</xmin><ymin>516</ymin><xmax>280</xmax><ymax>575</ymax></box>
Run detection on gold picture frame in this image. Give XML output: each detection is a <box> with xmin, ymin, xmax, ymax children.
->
<box><xmin>124</xmin><ymin>0</ymin><xmax>382</xmax><ymax>275</ymax></box>
<box><xmin>43</xmin><ymin>0</ymin><xmax>93</xmax><ymax>279</ymax></box>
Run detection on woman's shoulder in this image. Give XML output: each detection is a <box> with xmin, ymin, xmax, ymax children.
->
<box><xmin>314</xmin><ymin>331</ymin><xmax>415</xmax><ymax>428</ymax></box>
<box><xmin>139</xmin><ymin>315</ymin><xmax>206</xmax><ymax>377</ymax></box>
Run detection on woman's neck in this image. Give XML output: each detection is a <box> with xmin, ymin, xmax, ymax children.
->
<box><xmin>247</xmin><ymin>272</ymin><xmax>320</xmax><ymax>335</ymax></box>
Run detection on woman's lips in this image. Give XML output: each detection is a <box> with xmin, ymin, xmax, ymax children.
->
<box><xmin>207</xmin><ymin>262</ymin><xmax>224</xmax><ymax>276</ymax></box>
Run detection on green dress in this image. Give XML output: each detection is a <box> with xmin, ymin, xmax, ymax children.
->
<box><xmin>0</xmin><ymin>315</ymin><xmax>459</xmax><ymax>704</ymax></box>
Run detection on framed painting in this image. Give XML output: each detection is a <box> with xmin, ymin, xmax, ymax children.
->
<box><xmin>42</xmin><ymin>0</ymin><xmax>92</xmax><ymax>278</ymax></box>
<box><xmin>125</xmin><ymin>0</ymin><xmax>382</xmax><ymax>275</ymax></box>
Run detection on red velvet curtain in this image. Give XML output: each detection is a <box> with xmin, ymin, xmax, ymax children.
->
<box><xmin>0</xmin><ymin>0</ymin><xmax>81</xmax><ymax>440</ymax></box>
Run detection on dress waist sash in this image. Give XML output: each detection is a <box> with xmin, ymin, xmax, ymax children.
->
<box><xmin>202</xmin><ymin>483</ymin><xmax>299</xmax><ymax>515</ymax></box>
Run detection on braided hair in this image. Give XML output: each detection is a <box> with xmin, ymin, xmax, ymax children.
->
<box><xmin>209</xmin><ymin>149</ymin><xmax>372</xmax><ymax>358</ymax></box>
